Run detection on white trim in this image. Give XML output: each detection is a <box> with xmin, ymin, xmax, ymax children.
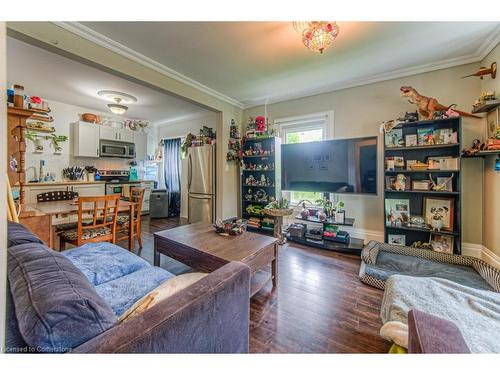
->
<box><xmin>462</xmin><ymin>243</ymin><xmax>500</xmax><ymax>269</ymax></box>
<box><xmin>462</xmin><ymin>242</ymin><xmax>483</xmax><ymax>258</ymax></box>
<box><xmin>52</xmin><ymin>22</ymin><xmax>245</xmax><ymax>109</ymax></box>
<box><xmin>275</xmin><ymin>110</ymin><xmax>334</xmax><ymax>140</ymax></box>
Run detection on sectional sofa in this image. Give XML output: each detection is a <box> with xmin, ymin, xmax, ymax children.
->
<box><xmin>6</xmin><ymin>221</ymin><xmax>251</xmax><ymax>353</ymax></box>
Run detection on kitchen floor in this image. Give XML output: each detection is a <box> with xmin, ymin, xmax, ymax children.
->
<box><xmin>118</xmin><ymin>216</ymin><xmax>390</xmax><ymax>353</ymax></box>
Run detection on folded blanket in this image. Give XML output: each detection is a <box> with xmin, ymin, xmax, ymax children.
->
<box><xmin>381</xmin><ymin>275</ymin><xmax>500</xmax><ymax>353</ymax></box>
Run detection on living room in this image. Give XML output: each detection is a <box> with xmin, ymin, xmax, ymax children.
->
<box><xmin>2</xmin><ymin>2</ymin><xmax>500</xmax><ymax>373</ymax></box>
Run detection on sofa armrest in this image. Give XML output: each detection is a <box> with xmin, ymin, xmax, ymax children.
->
<box><xmin>72</xmin><ymin>261</ymin><xmax>251</xmax><ymax>353</ymax></box>
<box><xmin>408</xmin><ymin>309</ymin><xmax>470</xmax><ymax>353</ymax></box>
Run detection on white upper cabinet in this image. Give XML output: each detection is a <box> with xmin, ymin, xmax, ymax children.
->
<box><xmin>73</xmin><ymin>121</ymin><xmax>100</xmax><ymax>157</ymax></box>
<box><xmin>99</xmin><ymin>127</ymin><xmax>134</xmax><ymax>142</ymax></box>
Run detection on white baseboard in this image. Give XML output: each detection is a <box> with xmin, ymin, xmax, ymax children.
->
<box><xmin>463</xmin><ymin>243</ymin><xmax>500</xmax><ymax>269</ymax></box>
<box><xmin>344</xmin><ymin>228</ymin><xmax>384</xmax><ymax>243</ymax></box>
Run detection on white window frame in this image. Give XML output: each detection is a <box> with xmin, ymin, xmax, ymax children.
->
<box><xmin>274</xmin><ymin>111</ymin><xmax>334</xmax><ymax>205</ymax></box>
<box><xmin>274</xmin><ymin>110</ymin><xmax>334</xmax><ymax>143</ymax></box>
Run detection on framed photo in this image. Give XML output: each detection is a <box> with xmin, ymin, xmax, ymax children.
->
<box><xmin>405</xmin><ymin>134</ymin><xmax>418</xmax><ymax>147</ymax></box>
<box><xmin>429</xmin><ymin>233</ymin><xmax>454</xmax><ymax>254</ymax></box>
<box><xmin>412</xmin><ymin>180</ymin><xmax>431</xmax><ymax>191</ymax></box>
<box><xmin>385</xmin><ymin>176</ymin><xmax>395</xmax><ymax>190</ymax></box>
<box><xmin>423</xmin><ymin>197</ymin><xmax>455</xmax><ymax>231</ymax></box>
<box><xmin>417</xmin><ymin>127</ymin><xmax>434</xmax><ymax>145</ymax></box>
<box><xmin>437</xmin><ymin>177</ymin><xmax>453</xmax><ymax>192</ymax></box>
<box><xmin>394</xmin><ymin>156</ymin><xmax>405</xmax><ymax>168</ymax></box>
<box><xmin>385</xmin><ymin>128</ymin><xmax>403</xmax><ymax>148</ymax></box>
<box><xmin>388</xmin><ymin>234</ymin><xmax>406</xmax><ymax>246</ymax></box>
<box><xmin>385</xmin><ymin>199</ymin><xmax>410</xmax><ymax>226</ymax></box>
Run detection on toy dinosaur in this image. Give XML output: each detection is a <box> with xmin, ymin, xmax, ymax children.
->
<box><xmin>400</xmin><ymin>86</ymin><xmax>480</xmax><ymax>120</ymax></box>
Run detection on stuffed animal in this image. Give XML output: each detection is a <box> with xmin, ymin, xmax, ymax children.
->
<box><xmin>393</xmin><ymin>174</ymin><xmax>407</xmax><ymax>191</ymax></box>
<box><xmin>255</xmin><ymin>116</ymin><xmax>266</xmax><ymax>133</ymax></box>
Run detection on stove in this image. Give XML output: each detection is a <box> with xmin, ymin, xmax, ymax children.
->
<box><xmin>98</xmin><ymin>169</ymin><xmax>130</xmax><ymax>183</ymax></box>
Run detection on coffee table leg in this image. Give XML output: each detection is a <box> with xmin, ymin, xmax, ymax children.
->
<box><xmin>272</xmin><ymin>242</ymin><xmax>278</xmax><ymax>287</ymax></box>
<box><xmin>154</xmin><ymin>247</ymin><xmax>160</xmax><ymax>267</ymax></box>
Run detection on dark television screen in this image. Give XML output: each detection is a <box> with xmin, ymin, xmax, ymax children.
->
<box><xmin>281</xmin><ymin>137</ymin><xmax>377</xmax><ymax>194</ymax></box>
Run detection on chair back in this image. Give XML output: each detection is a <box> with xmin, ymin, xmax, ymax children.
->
<box><xmin>76</xmin><ymin>194</ymin><xmax>121</xmax><ymax>243</ymax></box>
<box><xmin>130</xmin><ymin>187</ymin><xmax>146</xmax><ymax>216</ymax></box>
<box><xmin>37</xmin><ymin>190</ymin><xmax>79</xmax><ymax>202</ymax></box>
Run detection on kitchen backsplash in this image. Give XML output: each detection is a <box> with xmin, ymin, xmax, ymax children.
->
<box><xmin>24</xmin><ymin>98</ymin><xmax>147</xmax><ymax>182</ymax></box>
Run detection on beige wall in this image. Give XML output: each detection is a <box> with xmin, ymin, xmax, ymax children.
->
<box><xmin>480</xmin><ymin>42</ymin><xmax>500</xmax><ymax>256</ymax></box>
<box><xmin>8</xmin><ymin>22</ymin><xmax>243</xmax><ymax>220</ymax></box>
<box><xmin>1</xmin><ymin>21</ymin><xmax>7</xmax><ymax>351</ymax></box>
<box><xmin>244</xmin><ymin>64</ymin><xmax>484</xmax><ymax>244</ymax></box>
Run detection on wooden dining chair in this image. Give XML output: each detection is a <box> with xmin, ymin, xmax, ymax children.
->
<box><xmin>58</xmin><ymin>194</ymin><xmax>121</xmax><ymax>251</ymax></box>
<box><xmin>116</xmin><ymin>187</ymin><xmax>145</xmax><ymax>250</ymax></box>
<box><xmin>37</xmin><ymin>190</ymin><xmax>81</xmax><ymax>232</ymax></box>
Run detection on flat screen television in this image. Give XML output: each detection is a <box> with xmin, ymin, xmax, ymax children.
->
<box><xmin>281</xmin><ymin>136</ymin><xmax>377</xmax><ymax>195</ymax></box>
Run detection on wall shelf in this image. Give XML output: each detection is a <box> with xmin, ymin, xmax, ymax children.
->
<box><xmin>471</xmin><ymin>99</ymin><xmax>500</xmax><ymax>114</ymax></box>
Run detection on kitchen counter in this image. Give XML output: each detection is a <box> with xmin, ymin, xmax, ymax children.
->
<box><xmin>24</xmin><ymin>181</ymin><xmax>106</xmax><ymax>186</ymax></box>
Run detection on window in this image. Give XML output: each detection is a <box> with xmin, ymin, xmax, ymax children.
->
<box><xmin>275</xmin><ymin>112</ymin><xmax>333</xmax><ymax>205</ymax></box>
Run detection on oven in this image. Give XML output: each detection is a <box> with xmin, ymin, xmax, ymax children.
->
<box><xmin>100</xmin><ymin>140</ymin><xmax>135</xmax><ymax>158</ymax></box>
<box><xmin>105</xmin><ymin>182</ymin><xmax>142</xmax><ymax>198</ymax></box>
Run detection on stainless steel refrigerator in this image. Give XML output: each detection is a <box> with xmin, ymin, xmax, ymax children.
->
<box><xmin>187</xmin><ymin>144</ymin><xmax>216</xmax><ymax>224</ymax></box>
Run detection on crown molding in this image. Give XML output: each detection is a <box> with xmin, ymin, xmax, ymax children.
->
<box><xmin>52</xmin><ymin>22</ymin><xmax>245</xmax><ymax>109</ymax></box>
<box><xmin>51</xmin><ymin>21</ymin><xmax>500</xmax><ymax>111</ymax></box>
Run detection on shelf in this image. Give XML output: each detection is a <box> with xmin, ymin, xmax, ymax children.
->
<box><xmin>242</xmin><ymin>169</ymin><xmax>275</xmax><ymax>172</ymax></box>
<box><xmin>385</xmin><ymin>189</ymin><xmax>460</xmax><ymax>195</ymax></box>
<box><xmin>391</xmin><ymin>117</ymin><xmax>462</xmax><ymax>128</ymax></box>
<box><xmin>385</xmin><ymin>169</ymin><xmax>459</xmax><ymax>174</ymax></box>
<box><xmin>25</xmin><ymin>126</ymin><xmax>55</xmax><ymax>134</ymax></box>
<box><xmin>385</xmin><ymin>224</ymin><xmax>459</xmax><ymax>236</ymax></box>
<box><xmin>242</xmin><ymin>184</ymin><xmax>275</xmax><ymax>188</ymax></box>
<box><xmin>30</xmin><ymin>114</ymin><xmax>54</xmax><ymax>123</ymax></box>
<box><xmin>462</xmin><ymin>150</ymin><xmax>500</xmax><ymax>158</ymax></box>
<box><xmin>286</xmin><ymin>234</ymin><xmax>364</xmax><ymax>255</ymax></box>
<box><xmin>243</xmin><ymin>136</ymin><xmax>275</xmax><ymax>142</ymax></box>
<box><xmin>294</xmin><ymin>215</ymin><xmax>355</xmax><ymax>227</ymax></box>
<box><xmin>29</xmin><ymin>107</ymin><xmax>51</xmax><ymax>114</ymax></box>
<box><xmin>242</xmin><ymin>154</ymin><xmax>275</xmax><ymax>158</ymax></box>
<box><xmin>385</xmin><ymin>143</ymin><xmax>459</xmax><ymax>152</ymax></box>
<box><xmin>242</xmin><ymin>200</ymin><xmax>268</xmax><ymax>204</ymax></box>
<box><xmin>471</xmin><ymin>99</ymin><xmax>500</xmax><ymax>114</ymax></box>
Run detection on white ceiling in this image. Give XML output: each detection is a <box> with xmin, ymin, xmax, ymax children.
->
<box><xmin>6</xmin><ymin>37</ymin><xmax>211</xmax><ymax>125</ymax></box>
<box><xmin>73</xmin><ymin>21</ymin><xmax>500</xmax><ymax>108</ymax></box>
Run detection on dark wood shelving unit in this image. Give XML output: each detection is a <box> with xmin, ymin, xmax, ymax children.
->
<box><xmin>384</xmin><ymin>117</ymin><xmax>462</xmax><ymax>254</ymax></box>
<box><xmin>294</xmin><ymin>215</ymin><xmax>355</xmax><ymax>227</ymax></box>
<box><xmin>241</xmin><ymin>137</ymin><xmax>281</xmax><ymax>235</ymax></box>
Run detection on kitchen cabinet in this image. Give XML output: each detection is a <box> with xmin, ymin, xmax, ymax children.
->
<box><xmin>134</xmin><ymin>132</ymin><xmax>148</xmax><ymax>161</ymax></box>
<box><xmin>72</xmin><ymin>183</ymin><xmax>105</xmax><ymax>197</ymax></box>
<box><xmin>73</xmin><ymin>121</ymin><xmax>100</xmax><ymax>157</ymax></box>
<box><xmin>99</xmin><ymin>127</ymin><xmax>134</xmax><ymax>142</ymax></box>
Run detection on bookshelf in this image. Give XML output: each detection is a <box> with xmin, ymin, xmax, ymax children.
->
<box><xmin>240</xmin><ymin>136</ymin><xmax>281</xmax><ymax>235</ymax></box>
<box><xmin>383</xmin><ymin>117</ymin><xmax>462</xmax><ymax>254</ymax></box>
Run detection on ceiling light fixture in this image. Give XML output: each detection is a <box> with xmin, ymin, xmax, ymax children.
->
<box><xmin>97</xmin><ymin>90</ymin><xmax>137</xmax><ymax>115</ymax></box>
<box><xmin>293</xmin><ymin>21</ymin><xmax>340</xmax><ymax>54</ymax></box>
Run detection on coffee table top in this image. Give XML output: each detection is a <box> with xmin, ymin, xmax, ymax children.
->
<box><xmin>154</xmin><ymin>222</ymin><xmax>278</xmax><ymax>263</ymax></box>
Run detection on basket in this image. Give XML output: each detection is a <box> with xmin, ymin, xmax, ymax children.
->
<box><xmin>262</xmin><ymin>208</ymin><xmax>294</xmax><ymax>217</ymax></box>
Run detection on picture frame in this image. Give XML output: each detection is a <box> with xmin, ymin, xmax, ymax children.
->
<box><xmin>417</xmin><ymin>127</ymin><xmax>434</xmax><ymax>145</ymax></box>
<box><xmin>385</xmin><ymin>128</ymin><xmax>403</xmax><ymax>148</ymax></box>
<box><xmin>385</xmin><ymin>198</ymin><xmax>410</xmax><ymax>226</ymax></box>
<box><xmin>429</xmin><ymin>233</ymin><xmax>454</xmax><ymax>254</ymax></box>
<box><xmin>423</xmin><ymin>197</ymin><xmax>455</xmax><ymax>232</ymax></box>
<box><xmin>405</xmin><ymin>134</ymin><xmax>417</xmax><ymax>147</ymax></box>
<box><xmin>388</xmin><ymin>234</ymin><xmax>406</xmax><ymax>246</ymax></box>
<box><xmin>436</xmin><ymin>177</ymin><xmax>453</xmax><ymax>192</ymax></box>
<box><xmin>412</xmin><ymin>180</ymin><xmax>431</xmax><ymax>191</ymax></box>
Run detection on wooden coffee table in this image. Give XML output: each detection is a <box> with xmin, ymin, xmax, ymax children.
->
<box><xmin>154</xmin><ymin>222</ymin><xmax>279</xmax><ymax>296</ymax></box>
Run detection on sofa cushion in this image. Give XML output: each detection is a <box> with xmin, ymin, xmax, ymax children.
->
<box><xmin>8</xmin><ymin>242</ymin><xmax>117</xmax><ymax>352</ymax></box>
<box><xmin>63</xmin><ymin>242</ymin><xmax>151</xmax><ymax>286</ymax></box>
<box><xmin>5</xmin><ymin>278</ymin><xmax>29</xmax><ymax>353</ymax></box>
<box><xmin>96</xmin><ymin>266</ymin><xmax>175</xmax><ymax>316</ymax></box>
<box><xmin>118</xmin><ymin>272</ymin><xmax>207</xmax><ymax>323</ymax></box>
<box><xmin>8</xmin><ymin>221</ymin><xmax>43</xmax><ymax>248</ymax></box>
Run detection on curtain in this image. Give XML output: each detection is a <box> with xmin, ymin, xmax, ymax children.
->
<box><xmin>163</xmin><ymin>138</ymin><xmax>181</xmax><ymax>217</ymax></box>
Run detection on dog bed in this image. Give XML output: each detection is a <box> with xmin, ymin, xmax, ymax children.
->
<box><xmin>359</xmin><ymin>241</ymin><xmax>500</xmax><ymax>292</ymax></box>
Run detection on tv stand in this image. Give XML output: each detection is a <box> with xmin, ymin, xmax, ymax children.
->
<box><xmin>286</xmin><ymin>215</ymin><xmax>364</xmax><ymax>255</ymax></box>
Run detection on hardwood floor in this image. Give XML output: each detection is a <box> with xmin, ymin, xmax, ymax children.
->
<box><xmin>118</xmin><ymin>216</ymin><xmax>390</xmax><ymax>354</ymax></box>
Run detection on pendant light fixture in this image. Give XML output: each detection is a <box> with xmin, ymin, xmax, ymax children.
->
<box><xmin>293</xmin><ymin>21</ymin><xmax>340</xmax><ymax>54</ymax></box>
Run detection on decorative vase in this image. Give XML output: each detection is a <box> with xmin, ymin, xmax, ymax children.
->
<box><xmin>334</xmin><ymin>210</ymin><xmax>345</xmax><ymax>224</ymax></box>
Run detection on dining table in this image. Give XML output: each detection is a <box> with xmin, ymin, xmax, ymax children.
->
<box><xmin>19</xmin><ymin>199</ymin><xmax>137</xmax><ymax>251</ymax></box>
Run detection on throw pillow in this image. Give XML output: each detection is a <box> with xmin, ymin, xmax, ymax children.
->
<box><xmin>118</xmin><ymin>272</ymin><xmax>207</xmax><ymax>323</ymax></box>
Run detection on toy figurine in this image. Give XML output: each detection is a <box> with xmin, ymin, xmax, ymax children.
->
<box><xmin>393</xmin><ymin>174</ymin><xmax>407</xmax><ymax>191</ymax></box>
<box><xmin>260</xmin><ymin>174</ymin><xmax>266</xmax><ymax>186</ymax></box>
<box><xmin>255</xmin><ymin>116</ymin><xmax>266</xmax><ymax>133</ymax></box>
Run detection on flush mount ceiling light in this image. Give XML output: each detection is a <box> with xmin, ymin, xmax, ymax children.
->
<box><xmin>293</xmin><ymin>21</ymin><xmax>340</xmax><ymax>54</ymax></box>
<box><xmin>97</xmin><ymin>90</ymin><xmax>137</xmax><ymax>115</ymax></box>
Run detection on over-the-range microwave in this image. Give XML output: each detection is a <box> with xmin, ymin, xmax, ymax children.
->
<box><xmin>100</xmin><ymin>140</ymin><xmax>135</xmax><ymax>158</ymax></box>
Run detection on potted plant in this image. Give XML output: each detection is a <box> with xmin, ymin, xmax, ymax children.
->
<box><xmin>334</xmin><ymin>201</ymin><xmax>345</xmax><ymax>224</ymax></box>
